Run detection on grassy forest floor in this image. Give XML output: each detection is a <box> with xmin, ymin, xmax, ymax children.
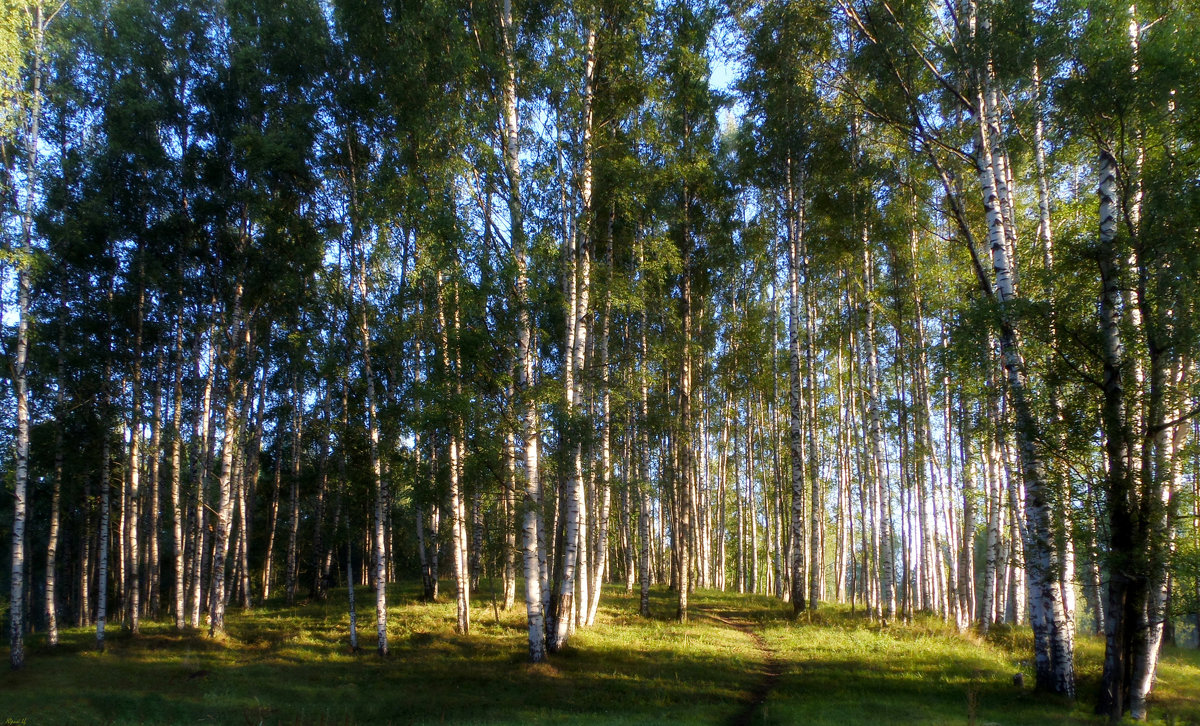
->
<box><xmin>3</xmin><ymin>583</ymin><xmax>1199</xmax><ymax>725</ymax></box>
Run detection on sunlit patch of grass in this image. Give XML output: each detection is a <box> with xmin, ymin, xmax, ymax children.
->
<box><xmin>2</xmin><ymin>584</ymin><xmax>1198</xmax><ymax>724</ymax></box>
<box><xmin>757</xmin><ymin>603</ymin><xmax>1200</xmax><ymax>725</ymax></box>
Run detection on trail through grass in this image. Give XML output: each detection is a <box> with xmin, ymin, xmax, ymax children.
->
<box><xmin>2</xmin><ymin>583</ymin><xmax>1198</xmax><ymax>725</ymax></box>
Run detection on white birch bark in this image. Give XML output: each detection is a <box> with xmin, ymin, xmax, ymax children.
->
<box><xmin>1130</xmin><ymin>360</ymin><xmax>1187</xmax><ymax>719</ymax></box>
<box><xmin>784</xmin><ymin>162</ymin><xmax>809</xmax><ymax>614</ymax></box>
<box><xmin>147</xmin><ymin>351</ymin><xmax>164</xmax><ymax>617</ymax></box>
<box><xmin>189</xmin><ymin>331</ymin><xmax>216</xmax><ymax>627</ymax></box>
<box><xmin>498</xmin><ymin>0</ymin><xmax>546</xmax><ymax>661</ymax></box>
<box><xmin>208</xmin><ymin>290</ymin><xmax>244</xmax><ymax>637</ymax></box>
<box><xmin>355</xmin><ymin>240</ymin><xmax>391</xmax><ymax>653</ymax></box>
<box><xmin>97</xmin><ymin>381</ymin><xmax>112</xmax><ymax>651</ymax></box>
<box><xmin>862</xmin><ymin>243</ymin><xmax>894</xmax><ymax>619</ymax></box>
<box><xmin>552</xmin><ymin>19</ymin><xmax>597</xmax><ymax>647</ymax></box>
<box><xmin>125</xmin><ymin>276</ymin><xmax>145</xmax><ymax>634</ymax></box>
<box><xmin>435</xmin><ymin>273</ymin><xmax>469</xmax><ymax>636</ymax></box>
<box><xmin>586</xmin><ymin>292</ymin><xmax>613</xmax><ymax>626</ymax></box>
<box><xmin>975</xmin><ymin>120</ymin><xmax>1074</xmax><ymax>695</ymax></box>
<box><xmin>9</xmin><ymin>2</ymin><xmax>43</xmax><ymax>667</ymax></box>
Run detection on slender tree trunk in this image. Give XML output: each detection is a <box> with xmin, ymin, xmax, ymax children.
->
<box><xmin>189</xmin><ymin>328</ymin><xmax>217</xmax><ymax>627</ymax></box>
<box><xmin>97</xmin><ymin>374</ymin><xmax>112</xmax><ymax>652</ymax></box>
<box><xmin>676</xmin><ymin>201</ymin><xmax>694</xmax><ymax>623</ymax></box>
<box><xmin>435</xmin><ymin>273</ymin><xmax>469</xmax><ymax>636</ymax></box>
<box><xmin>637</xmin><ymin>239</ymin><xmax>652</xmax><ymax>618</ymax></box>
<box><xmin>787</xmin><ymin>163</ymin><xmax>808</xmax><ymax>615</ymax></box>
<box><xmin>1097</xmin><ymin>156</ymin><xmax>1134</xmax><ymax>719</ymax></box>
<box><xmin>171</xmin><ymin>306</ymin><xmax>188</xmax><ymax>628</ymax></box>
<box><xmin>958</xmin><ymin>401</ymin><xmax>977</xmax><ymax>626</ymax></box>
<box><xmin>498</xmin><ymin>0</ymin><xmax>545</xmax><ymax>661</ymax></box>
<box><xmin>353</xmin><ymin>240</ymin><xmax>391</xmax><ymax>654</ymax></box>
<box><xmin>503</xmin><ymin>422</ymin><xmax>519</xmax><ymax>610</ymax></box>
<box><xmin>973</xmin><ymin>111</ymin><xmax>1074</xmax><ymax>694</ymax></box>
<box><xmin>862</xmin><ymin>242</ymin><xmax>893</xmax><ymax>619</ymax></box>
<box><xmin>347</xmin><ymin>518</ymin><xmax>358</xmax><ymax>652</ymax></box>
<box><xmin>208</xmin><ymin>288</ymin><xmax>244</xmax><ymax>637</ymax></box>
<box><xmin>587</xmin><ymin>287</ymin><xmax>613</xmax><ymax>627</ymax></box>
<box><xmin>551</xmin><ymin>19</ymin><xmax>597</xmax><ymax>647</ymax></box>
<box><xmin>311</xmin><ymin>389</ymin><xmax>332</xmax><ymax>600</ymax></box>
<box><xmin>286</xmin><ymin>379</ymin><xmax>302</xmax><ymax>606</ymax></box>
<box><xmin>9</xmin><ymin>4</ymin><xmax>44</xmax><ymax>669</ymax></box>
<box><xmin>47</xmin><ymin>326</ymin><xmax>66</xmax><ymax>646</ymax></box>
<box><xmin>147</xmin><ymin>351</ymin><xmax>164</xmax><ymax>618</ymax></box>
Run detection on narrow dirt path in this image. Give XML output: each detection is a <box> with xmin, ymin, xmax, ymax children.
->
<box><xmin>701</xmin><ymin>609</ymin><xmax>783</xmax><ymax>726</ymax></box>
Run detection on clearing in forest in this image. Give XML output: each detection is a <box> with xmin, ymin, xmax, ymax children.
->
<box><xmin>3</xmin><ymin>583</ymin><xmax>1198</xmax><ymax>725</ymax></box>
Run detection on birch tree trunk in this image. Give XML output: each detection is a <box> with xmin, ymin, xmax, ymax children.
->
<box><xmin>285</xmin><ymin>379</ymin><xmax>302</xmax><ymax>606</ymax></box>
<box><xmin>347</xmin><ymin>519</ymin><xmax>358</xmax><ymax>652</ymax></box>
<box><xmin>973</xmin><ymin>117</ymin><xmax>1075</xmax><ymax>695</ymax></box>
<box><xmin>147</xmin><ymin>350</ymin><xmax>164</xmax><ymax>618</ymax></box>
<box><xmin>47</xmin><ymin>326</ymin><xmax>66</xmax><ymax>646</ymax></box>
<box><xmin>787</xmin><ymin>163</ymin><xmax>808</xmax><ymax>615</ymax></box>
<box><xmin>637</xmin><ymin>238</ymin><xmax>653</xmax><ymax>618</ymax></box>
<box><xmin>435</xmin><ymin>273</ymin><xmax>469</xmax><ymax>636</ymax></box>
<box><xmin>189</xmin><ymin>329</ymin><xmax>217</xmax><ymax>627</ymax></box>
<box><xmin>124</xmin><ymin>272</ymin><xmax>145</xmax><ymax>635</ymax></box>
<box><xmin>550</xmin><ymin>19</ymin><xmax>597</xmax><ymax>647</ymax></box>
<box><xmin>862</xmin><ymin>242</ymin><xmax>894</xmax><ymax>619</ymax></box>
<box><xmin>498</xmin><ymin>0</ymin><xmax>546</xmax><ymax>661</ymax></box>
<box><xmin>207</xmin><ymin>293</ymin><xmax>244</xmax><ymax>637</ymax></box>
<box><xmin>9</xmin><ymin>4</ymin><xmax>43</xmax><ymax>667</ymax></box>
<box><xmin>503</xmin><ymin>419</ymin><xmax>519</xmax><ymax>610</ymax></box>
<box><xmin>353</xmin><ymin>235</ymin><xmax>391</xmax><ymax>654</ymax></box>
<box><xmin>1096</xmin><ymin>147</ymin><xmax>1138</xmax><ymax>717</ymax></box>
<box><xmin>586</xmin><ymin>285</ymin><xmax>613</xmax><ymax>627</ymax></box>
<box><xmin>97</xmin><ymin>360</ymin><xmax>113</xmax><ymax>652</ymax></box>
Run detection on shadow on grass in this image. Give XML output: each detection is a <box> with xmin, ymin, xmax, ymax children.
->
<box><xmin>5</xmin><ymin>584</ymin><xmax>1199</xmax><ymax>725</ymax></box>
<box><xmin>1</xmin><ymin>582</ymin><xmax>760</xmax><ymax>726</ymax></box>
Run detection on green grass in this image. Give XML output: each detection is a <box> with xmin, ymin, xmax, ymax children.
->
<box><xmin>752</xmin><ymin>601</ymin><xmax>1200</xmax><ymax>725</ymax></box>
<box><xmin>2</xmin><ymin>584</ymin><xmax>1198</xmax><ymax>725</ymax></box>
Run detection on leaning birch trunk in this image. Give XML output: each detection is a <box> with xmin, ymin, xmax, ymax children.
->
<box><xmin>974</xmin><ymin>122</ymin><xmax>1074</xmax><ymax>696</ymax></box>
<box><xmin>497</xmin><ymin>0</ymin><xmax>545</xmax><ymax>662</ymax></box>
